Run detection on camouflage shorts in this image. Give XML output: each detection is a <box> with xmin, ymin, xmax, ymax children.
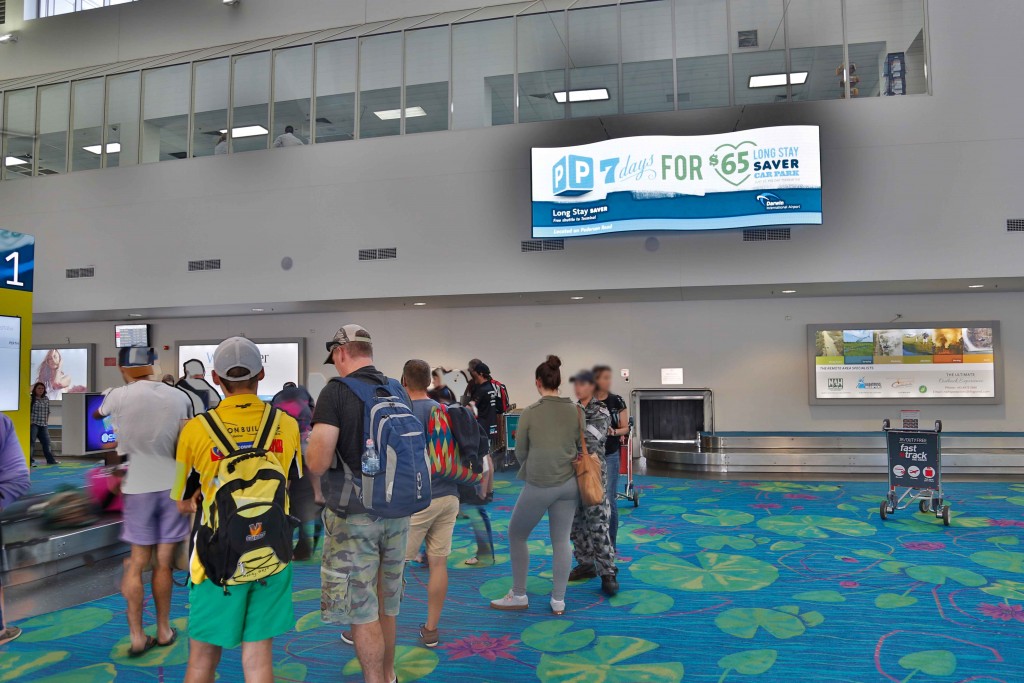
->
<box><xmin>320</xmin><ymin>510</ymin><xmax>409</xmax><ymax>626</ymax></box>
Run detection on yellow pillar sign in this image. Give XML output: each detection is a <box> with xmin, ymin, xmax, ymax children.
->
<box><xmin>0</xmin><ymin>231</ymin><xmax>35</xmax><ymax>461</ymax></box>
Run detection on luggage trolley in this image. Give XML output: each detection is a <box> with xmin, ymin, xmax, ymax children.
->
<box><xmin>618</xmin><ymin>417</ymin><xmax>640</xmax><ymax>508</ymax></box>
<box><xmin>879</xmin><ymin>419</ymin><xmax>950</xmax><ymax>526</ymax></box>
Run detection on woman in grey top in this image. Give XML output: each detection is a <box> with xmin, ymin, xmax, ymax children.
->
<box><xmin>490</xmin><ymin>356</ymin><xmax>581</xmax><ymax>616</ymax></box>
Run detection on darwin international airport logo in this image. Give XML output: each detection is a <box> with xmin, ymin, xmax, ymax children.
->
<box><xmin>756</xmin><ymin>192</ymin><xmax>802</xmax><ymax>211</ymax></box>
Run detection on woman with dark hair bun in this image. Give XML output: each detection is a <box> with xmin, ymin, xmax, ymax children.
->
<box><xmin>490</xmin><ymin>355</ymin><xmax>581</xmax><ymax>616</ymax></box>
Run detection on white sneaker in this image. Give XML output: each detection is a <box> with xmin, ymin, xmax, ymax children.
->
<box><xmin>550</xmin><ymin>598</ymin><xmax>566</xmax><ymax>615</ymax></box>
<box><xmin>490</xmin><ymin>591</ymin><xmax>529</xmax><ymax>611</ymax></box>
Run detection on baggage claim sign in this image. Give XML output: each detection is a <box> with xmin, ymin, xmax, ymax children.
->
<box><xmin>531</xmin><ymin>126</ymin><xmax>821</xmax><ymax>238</ymax></box>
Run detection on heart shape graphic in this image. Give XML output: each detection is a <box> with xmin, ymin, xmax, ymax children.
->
<box><xmin>713</xmin><ymin>140</ymin><xmax>758</xmax><ymax>187</ymax></box>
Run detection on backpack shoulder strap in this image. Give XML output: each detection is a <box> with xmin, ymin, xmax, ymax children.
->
<box><xmin>338</xmin><ymin>376</ymin><xmax>379</xmax><ymax>404</ymax></box>
<box><xmin>198</xmin><ymin>409</ymin><xmax>240</xmax><ymax>456</ymax></box>
<box><xmin>254</xmin><ymin>404</ymin><xmax>282</xmax><ymax>452</ymax></box>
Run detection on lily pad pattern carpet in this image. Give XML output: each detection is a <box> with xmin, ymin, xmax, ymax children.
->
<box><xmin>6</xmin><ymin>476</ymin><xmax>1024</xmax><ymax>682</ymax></box>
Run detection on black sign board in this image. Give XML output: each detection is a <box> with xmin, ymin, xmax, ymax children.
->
<box><xmin>886</xmin><ymin>430</ymin><xmax>940</xmax><ymax>490</ymax></box>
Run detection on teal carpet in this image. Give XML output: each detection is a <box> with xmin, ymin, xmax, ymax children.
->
<box><xmin>6</xmin><ymin>475</ymin><xmax>1024</xmax><ymax>682</ymax></box>
<box><xmin>26</xmin><ymin>460</ymin><xmax>102</xmax><ymax>496</ymax></box>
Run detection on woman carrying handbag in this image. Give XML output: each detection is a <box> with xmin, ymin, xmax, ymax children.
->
<box><xmin>490</xmin><ymin>356</ymin><xmax>581</xmax><ymax>616</ymax></box>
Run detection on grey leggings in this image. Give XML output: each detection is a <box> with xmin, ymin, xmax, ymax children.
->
<box><xmin>509</xmin><ymin>477</ymin><xmax>580</xmax><ymax>601</ymax></box>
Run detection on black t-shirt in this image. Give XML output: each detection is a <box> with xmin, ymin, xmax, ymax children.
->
<box><xmin>470</xmin><ymin>380</ymin><xmax>499</xmax><ymax>433</ymax></box>
<box><xmin>311</xmin><ymin>365</ymin><xmax>390</xmax><ymax>475</ymax></box>
<box><xmin>597</xmin><ymin>393</ymin><xmax>627</xmax><ymax>456</ymax></box>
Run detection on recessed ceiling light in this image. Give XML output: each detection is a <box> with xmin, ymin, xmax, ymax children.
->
<box><xmin>128</xmin><ymin>313</ymin><xmax>143</xmax><ymax>318</ymax></box>
<box><xmin>218</xmin><ymin>125</ymin><xmax>269</xmax><ymax>138</ymax></box>
<box><xmin>968</xmin><ymin>284</ymin><xmax>985</xmax><ymax>289</ymax></box>
<box><xmin>570</xmin><ymin>296</ymin><xmax>585</xmax><ymax>300</ymax></box>
<box><xmin>83</xmin><ymin>143</ymin><xmax>121</xmax><ymax>155</ymax></box>
<box><xmin>553</xmin><ymin>88</ymin><xmax>610</xmax><ymax>103</ymax></box>
<box><xmin>748</xmin><ymin>72</ymin><xmax>809</xmax><ymax>88</ymax></box>
<box><xmin>412</xmin><ymin>302</ymin><xmax>427</xmax><ymax>306</ymax></box>
<box><xmin>251</xmin><ymin>307</ymin><xmax>265</xmax><ymax>312</ymax></box>
<box><xmin>4</xmin><ymin>156</ymin><xmax>28</xmax><ymax>166</ymax></box>
<box><xmin>781</xmin><ymin>289</ymin><xmax>797</xmax><ymax>294</ymax></box>
<box><xmin>374</xmin><ymin>107</ymin><xmax>427</xmax><ymax>121</ymax></box>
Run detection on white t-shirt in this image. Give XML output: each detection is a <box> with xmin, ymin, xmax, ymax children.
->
<box><xmin>99</xmin><ymin>381</ymin><xmax>193</xmax><ymax>495</ymax></box>
<box><xmin>273</xmin><ymin>132</ymin><xmax>305</xmax><ymax>147</ymax></box>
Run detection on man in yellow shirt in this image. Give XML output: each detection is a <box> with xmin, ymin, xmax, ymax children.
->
<box><xmin>172</xmin><ymin>337</ymin><xmax>302</xmax><ymax>683</ymax></box>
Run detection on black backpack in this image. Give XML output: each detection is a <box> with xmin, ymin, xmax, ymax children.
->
<box><xmin>447</xmin><ymin>404</ymin><xmax>493</xmax><ymax>505</ymax></box>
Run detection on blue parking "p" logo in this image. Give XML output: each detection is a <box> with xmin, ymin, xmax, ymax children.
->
<box><xmin>552</xmin><ymin>155</ymin><xmax>594</xmax><ymax>196</ymax></box>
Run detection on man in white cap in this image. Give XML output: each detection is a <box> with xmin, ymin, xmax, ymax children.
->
<box><xmin>172</xmin><ymin>337</ymin><xmax>302</xmax><ymax>683</ymax></box>
<box><xmin>97</xmin><ymin>346</ymin><xmax>193</xmax><ymax>656</ymax></box>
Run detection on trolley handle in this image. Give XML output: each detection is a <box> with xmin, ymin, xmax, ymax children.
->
<box><xmin>881</xmin><ymin>418</ymin><xmax>942</xmax><ymax>433</ymax></box>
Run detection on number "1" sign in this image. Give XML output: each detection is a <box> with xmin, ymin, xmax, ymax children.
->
<box><xmin>5</xmin><ymin>251</ymin><xmax>24</xmax><ymax>288</ymax></box>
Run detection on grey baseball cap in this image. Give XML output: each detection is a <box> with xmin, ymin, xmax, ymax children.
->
<box><xmin>213</xmin><ymin>336</ymin><xmax>263</xmax><ymax>381</ymax></box>
<box><xmin>324</xmin><ymin>324</ymin><xmax>372</xmax><ymax>364</ymax></box>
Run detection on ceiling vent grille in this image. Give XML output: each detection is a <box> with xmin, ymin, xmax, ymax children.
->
<box><xmin>521</xmin><ymin>239</ymin><xmax>565</xmax><ymax>252</ymax></box>
<box><xmin>1007</xmin><ymin>219</ymin><xmax>1024</xmax><ymax>232</ymax></box>
<box><xmin>65</xmin><ymin>267</ymin><xmax>95</xmax><ymax>279</ymax></box>
<box><xmin>0</xmin><ymin>1</ymin><xmax>6</xmax><ymax>25</ymax></box>
<box><xmin>188</xmin><ymin>259</ymin><xmax>222</xmax><ymax>272</ymax></box>
<box><xmin>743</xmin><ymin>228</ymin><xmax>791</xmax><ymax>242</ymax></box>
<box><xmin>358</xmin><ymin>248</ymin><xmax>398</xmax><ymax>261</ymax></box>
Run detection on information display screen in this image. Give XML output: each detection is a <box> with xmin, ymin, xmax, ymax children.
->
<box><xmin>0</xmin><ymin>316</ymin><xmax>21</xmax><ymax>411</ymax></box>
<box><xmin>531</xmin><ymin>126</ymin><xmax>821</xmax><ymax>238</ymax></box>
<box><xmin>178</xmin><ymin>341</ymin><xmax>303</xmax><ymax>401</ymax></box>
<box><xmin>809</xmin><ymin>323</ymin><xmax>1000</xmax><ymax>404</ymax></box>
<box><xmin>84</xmin><ymin>393</ymin><xmax>118</xmax><ymax>452</ymax></box>
<box><xmin>30</xmin><ymin>347</ymin><xmax>91</xmax><ymax>400</ymax></box>
<box><xmin>115</xmin><ymin>324</ymin><xmax>150</xmax><ymax>348</ymax></box>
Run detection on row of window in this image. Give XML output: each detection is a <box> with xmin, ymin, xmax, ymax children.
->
<box><xmin>38</xmin><ymin>0</ymin><xmax>137</xmax><ymax>19</ymax></box>
<box><xmin>1</xmin><ymin>0</ymin><xmax>928</xmax><ymax>180</ymax></box>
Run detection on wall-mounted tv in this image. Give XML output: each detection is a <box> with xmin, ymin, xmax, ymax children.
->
<box><xmin>808</xmin><ymin>322</ymin><xmax>1001</xmax><ymax>405</ymax></box>
<box><xmin>30</xmin><ymin>344</ymin><xmax>94</xmax><ymax>401</ymax></box>
<box><xmin>0</xmin><ymin>316</ymin><xmax>21</xmax><ymax>411</ymax></box>
<box><xmin>115</xmin><ymin>324</ymin><xmax>150</xmax><ymax>348</ymax></box>
<box><xmin>531</xmin><ymin>126</ymin><xmax>821</xmax><ymax>238</ymax></box>
<box><xmin>177</xmin><ymin>339</ymin><xmax>305</xmax><ymax>401</ymax></box>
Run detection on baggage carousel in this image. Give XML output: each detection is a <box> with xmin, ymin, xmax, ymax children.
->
<box><xmin>643</xmin><ymin>432</ymin><xmax>1024</xmax><ymax>475</ymax></box>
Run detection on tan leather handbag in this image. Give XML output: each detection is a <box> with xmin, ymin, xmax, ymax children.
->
<box><xmin>573</xmin><ymin>408</ymin><xmax>606</xmax><ymax>507</ymax></box>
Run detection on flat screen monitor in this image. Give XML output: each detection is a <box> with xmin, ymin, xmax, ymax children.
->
<box><xmin>0</xmin><ymin>316</ymin><xmax>21</xmax><ymax>411</ymax></box>
<box><xmin>531</xmin><ymin>126</ymin><xmax>822</xmax><ymax>238</ymax></box>
<box><xmin>30</xmin><ymin>346</ymin><xmax>92</xmax><ymax>401</ymax></box>
<box><xmin>84</xmin><ymin>393</ymin><xmax>118</xmax><ymax>452</ymax></box>
<box><xmin>808</xmin><ymin>322</ymin><xmax>1001</xmax><ymax>404</ymax></box>
<box><xmin>115</xmin><ymin>324</ymin><xmax>150</xmax><ymax>348</ymax></box>
<box><xmin>177</xmin><ymin>340</ymin><xmax>304</xmax><ymax>401</ymax></box>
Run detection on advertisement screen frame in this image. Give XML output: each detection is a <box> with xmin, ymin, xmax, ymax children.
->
<box><xmin>175</xmin><ymin>338</ymin><xmax>306</xmax><ymax>400</ymax></box>
<box><xmin>0</xmin><ymin>315</ymin><xmax>22</xmax><ymax>412</ymax></box>
<box><xmin>29</xmin><ymin>343</ymin><xmax>95</xmax><ymax>403</ymax></box>
<box><xmin>807</xmin><ymin>322</ymin><xmax>1002</xmax><ymax>405</ymax></box>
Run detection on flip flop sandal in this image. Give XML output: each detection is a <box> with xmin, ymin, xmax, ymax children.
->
<box><xmin>157</xmin><ymin>628</ymin><xmax>178</xmax><ymax>647</ymax></box>
<box><xmin>464</xmin><ymin>557</ymin><xmax>481</xmax><ymax>566</ymax></box>
<box><xmin>128</xmin><ymin>635</ymin><xmax>158</xmax><ymax>658</ymax></box>
<box><xmin>0</xmin><ymin>627</ymin><xmax>23</xmax><ymax>645</ymax></box>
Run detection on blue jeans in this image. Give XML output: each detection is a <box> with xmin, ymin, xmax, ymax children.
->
<box><xmin>30</xmin><ymin>424</ymin><xmax>57</xmax><ymax>464</ymax></box>
<box><xmin>605</xmin><ymin>454</ymin><xmax>620</xmax><ymax>550</ymax></box>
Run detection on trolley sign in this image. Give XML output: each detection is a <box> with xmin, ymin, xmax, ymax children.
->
<box><xmin>887</xmin><ymin>430</ymin><xmax>940</xmax><ymax>491</ymax></box>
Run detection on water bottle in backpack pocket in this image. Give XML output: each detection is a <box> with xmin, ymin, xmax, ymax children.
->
<box><xmin>194</xmin><ymin>405</ymin><xmax>299</xmax><ymax>589</ymax></box>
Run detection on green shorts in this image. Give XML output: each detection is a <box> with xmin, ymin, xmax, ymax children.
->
<box><xmin>321</xmin><ymin>510</ymin><xmax>409</xmax><ymax>626</ymax></box>
<box><xmin>188</xmin><ymin>565</ymin><xmax>294</xmax><ymax>648</ymax></box>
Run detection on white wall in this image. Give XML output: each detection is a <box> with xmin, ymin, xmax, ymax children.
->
<box><xmin>33</xmin><ymin>290</ymin><xmax>1023</xmax><ymax>433</ymax></box>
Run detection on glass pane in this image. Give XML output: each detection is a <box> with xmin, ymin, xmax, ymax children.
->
<box><xmin>193</xmin><ymin>58</ymin><xmax>229</xmax><ymax>157</ymax></box>
<box><xmin>231</xmin><ymin>52</ymin><xmax>270</xmax><ymax>152</ymax></box>
<box><xmin>568</xmin><ymin>5</ymin><xmax>619</xmax><ymax>118</ymax></box>
<box><xmin>142</xmin><ymin>64</ymin><xmax>190</xmax><ymax>163</ymax></box>
<box><xmin>676</xmin><ymin>0</ymin><xmax>730</xmax><ymax>109</ymax></box>
<box><xmin>314</xmin><ymin>40</ymin><xmax>356</xmax><ymax>143</ymax></box>
<box><xmin>785</xmin><ymin>0</ymin><xmax>843</xmax><ymax>102</ymax></box>
<box><xmin>272</xmin><ymin>46</ymin><xmax>311</xmax><ymax>147</ymax></box>
<box><xmin>517</xmin><ymin>12</ymin><xmax>568</xmax><ymax>123</ymax></box>
<box><xmin>37</xmin><ymin>83</ymin><xmax>69</xmax><ymax>175</ymax></box>
<box><xmin>106</xmin><ymin>72</ymin><xmax>140</xmax><ymax>167</ymax></box>
<box><xmin>359</xmin><ymin>33</ymin><xmax>402</xmax><ymax>139</ymax></box>
<box><xmin>621</xmin><ymin>1</ymin><xmax>673</xmax><ymax>115</ymax></box>
<box><xmin>71</xmin><ymin>78</ymin><xmax>104</xmax><ymax>172</ymax></box>
<box><xmin>404</xmin><ymin>26</ymin><xmax>449</xmax><ymax>134</ymax></box>
<box><xmin>3</xmin><ymin>90</ymin><xmax>35</xmax><ymax>180</ymax></box>
<box><xmin>730</xmin><ymin>0</ymin><xmax>788</xmax><ymax>105</ymax></box>
<box><xmin>847</xmin><ymin>0</ymin><xmax>927</xmax><ymax>97</ymax></box>
<box><xmin>452</xmin><ymin>18</ymin><xmax>514</xmax><ymax>130</ymax></box>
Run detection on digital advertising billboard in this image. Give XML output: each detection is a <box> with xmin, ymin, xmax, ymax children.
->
<box><xmin>177</xmin><ymin>339</ymin><xmax>305</xmax><ymax>401</ymax></box>
<box><xmin>30</xmin><ymin>346</ymin><xmax>93</xmax><ymax>400</ymax></box>
<box><xmin>531</xmin><ymin>126</ymin><xmax>821</xmax><ymax>238</ymax></box>
<box><xmin>0</xmin><ymin>316</ymin><xmax>21</xmax><ymax>412</ymax></box>
<box><xmin>809</xmin><ymin>323</ymin><xmax>1001</xmax><ymax>405</ymax></box>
